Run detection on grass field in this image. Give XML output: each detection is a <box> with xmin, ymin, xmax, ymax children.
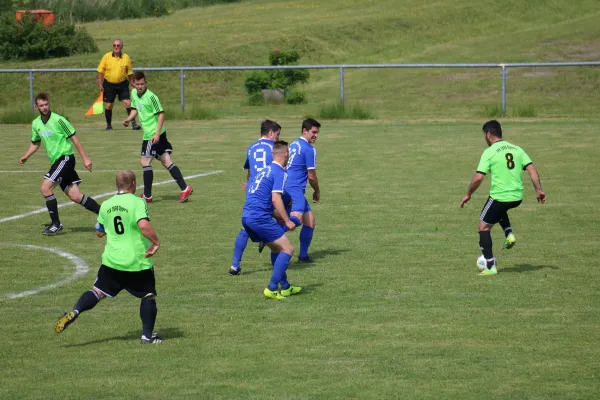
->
<box><xmin>0</xmin><ymin>119</ymin><xmax>599</xmax><ymax>399</ymax></box>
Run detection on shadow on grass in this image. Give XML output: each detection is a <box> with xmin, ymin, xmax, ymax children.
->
<box><xmin>69</xmin><ymin>226</ymin><xmax>97</xmax><ymax>233</ymax></box>
<box><xmin>65</xmin><ymin>327</ymin><xmax>184</xmax><ymax>347</ymax></box>
<box><xmin>297</xmin><ymin>283</ymin><xmax>323</xmax><ymax>294</ymax></box>
<box><xmin>290</xmin><ymin>248</ymin><xmax>351</xmax><ymax>269</ymax></box>
<box><xmin>500</xmin><ymin>264</ymin><xmax>560</xmax><ymax>273</ymax></box>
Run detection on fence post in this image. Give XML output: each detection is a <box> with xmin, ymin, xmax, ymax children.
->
<box><xmin>29</xmin><ymin>71</ymin><xmax>35</xmax><ymax>111</ymax></box>
<box><xmin>339</xmin><ymin>66</ymin><xmax>345</xmax><ymax>104</ymax></box>
<box><xmin>179</xmin><ymin>69</ymin><xmax>185</xmax><ymax>113</ymax></box>
<box><xmin>500</xmin><ymin>64</ymin><xmax>507</xmax><ymax>116</ymax></box>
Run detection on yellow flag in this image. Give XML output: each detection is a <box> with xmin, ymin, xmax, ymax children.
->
<box><xmin>84</xmin><ymin>94</ymin><xmax>104</xmax><ymax>116</ymax></box>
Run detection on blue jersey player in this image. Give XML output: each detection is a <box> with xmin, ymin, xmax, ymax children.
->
<box><xmin>229</xmin><ymin>120</ymin><xmax>280</xmax><ymax>275</ymax></box>
<box><xmin>242</xmin><ymin>141</ymin><xmax>301</xmax><ymax>299</ymax></box>
<box><xmin>286</xmin><ymin>118</ymin><xmax>321</xmax><ymax>262</ymax></box>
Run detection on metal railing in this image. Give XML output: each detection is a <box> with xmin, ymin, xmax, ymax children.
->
<box><xmin>1</xmin><ymin>62</ymin><xmax>599</xmax><ymax>115</ymax></box>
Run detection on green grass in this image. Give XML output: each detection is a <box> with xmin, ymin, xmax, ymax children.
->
<box><xmin>0</xmin><ymin>120</ymin><xmax>599</xmax><ymax>399</ymax></box>
<box><xmin>0</xmin><ymin>108</ymin><xmax>37</xmax><ymax>124</ymax></box>
<box><xmin>2</xmin><ymin>0</ymin><xmax>600</xmax><ymax>121</ymax></box>
<box><xmin>319</xmin><ymin>101</ymin><xmax>374</xmax><ymax>120</ymax></box>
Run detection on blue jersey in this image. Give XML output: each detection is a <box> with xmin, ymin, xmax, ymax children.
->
<box><xmin>242</xmin><ymin>162</ymin><xmax>287</xmax><ymax>219</ymax></box>
<box><xmin>243</xmin><ymin>138</ymin><xmax>274</xmax><ymax>182</ymax></box>
<box><xmin>286</xmin><ymin>137</ymin><xmax>316</xmax><ymax>191</ymax></box>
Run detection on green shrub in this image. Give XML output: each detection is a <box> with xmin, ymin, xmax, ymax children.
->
<box><xmin>0</xmin><ymin>108</ymin><xmax>36</xmax><ymax>124</ymax></box>
<box><xmin>319</xmin><ymin>102</ymin><xmax>375</xmax><ymax>120</ymax></box>
<box><xmin>0</xmin><ymin>13</ymin><xmax>97</xmax><ymax>60</ymax></box>
<box><xmin>511</xmin><ymin>105</ymin><xmax>537</xmax><ymax>118</ymax></box>
<box><xmin>285</xmin><ymin>91</ymin><xmax>307</xmax><ymax>105</ymax></box>
<box><xmin>482</xmin><ymin>105</ymin><xmax>503</xmax><ymax>118</ymax></box>
<box><xmin>247</xmin><ymin>92</ymin><xmax>264</xmax><ymax>106</ymax></box>
<box><xmin>244</xmin><ymin>49</ymin><xmax>310</xmax><ymax>104</ymax></box>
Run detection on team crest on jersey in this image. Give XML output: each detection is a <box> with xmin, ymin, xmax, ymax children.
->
<box><xmin>39</xmin><ymin>130</ymin><xmax>52</xmax><ymax>137</ymax></box>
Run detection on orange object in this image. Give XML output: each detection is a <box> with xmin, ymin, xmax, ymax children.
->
<box><xmin>16</xmin><ymin>10</ymin><xmax>55</xmax><ymax>25</ymax></box>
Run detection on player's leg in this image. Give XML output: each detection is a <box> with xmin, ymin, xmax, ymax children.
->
<box><xmin>56</xmin><ymin>265</ymin><xmax>115</xmax><ymax>333</ymax></box>
<box><xmin>299</xmin><ymin>207</ymin><xmax>316</xmax><ymax>262</ymax></box>
<box><xmin>230</xmin><ymin>228</ymin><xmax>250</xmax><ymax>275</ymax></box>
<box><xmin>266</xmin><ymin>235</ymin><xmax>302</xmax><ymax>297</ymax></box>
<box><xmin>140</xmin><ymin>143</ymin><xmax>154</xmax><ymax>201</ymax></box>
<box><xmin>159</xmin><ymin>149</ymin><xmax>193</xmax><ymax>203</ymax></box>
<box><xmin>125</xmin><ymin>268</ymin><xmax>162</xmax><ymax>344</ymax></box>
<box><xmin>61</xmin><ymin>160</ymin><xmax>100</xmax><ymax>214</ymax></box>
<box><xmin>478</xmin><ymin>197</ymin><xmax>503</xmax><ymax>275</ymax></box>
<box><xmin>501</xmin><ymin>201</ymin><xmax>522</xmax><ymax>249</ymax></box>
<box><xmin>40</xmin><ymin>178</ymin><xmax>61</xmax><ymax>234</ymax></box>
<box><xmin>103</xmin><ymin>81</ymin><xmax>116</xmax><ymax>130</ymax></box>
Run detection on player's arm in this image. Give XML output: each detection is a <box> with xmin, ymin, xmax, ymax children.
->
<box><xmin>151</xmin><ymin>112</ymin><xmax>165</xmax><ymax>144</ymax></box>
<box><xmin>95</xmin><ymin>222</ymin><xmax>106</xmax><ymax>238</ymax></box>
<box><xmin>272</xmin><ymin>192</ymin><xmax>296</xmax><ymax>232</ymax></box>
<box><xmin>69</xmin><ymin>135</ymin><xmax>92</xmax><ymax>172</ymax></box>
<box><xmin>525</xmin><ymin>164</ymin><xmax>546</xmax><ymax>203</ymax></box>
<box><xmin>20</xmin><ymin>141</ymin><xmax>41</xmax><ymax>165</ymax></box>
<box><xmin>460</xmin><ymin>172</ymin><xmax>485</xmax><ymax>208</ymax></box>
<box><xmin>123</xmin><ymin>108</ymin><xmax>138</xmax><ymax>126</ymax></box>
<box><xmin>308</xmin><ymin>170</ymin><xmax>320</xmax><ymax>203</ymax></box>
<box><xmin>96</xmin><ymin>72</ymin><xmax>104</xmax><ymax>92</ymax></box>
<box><xmin>138</xmin><ymin>219</ymin><xmax>160</xmax><ymax>257</ymax></box>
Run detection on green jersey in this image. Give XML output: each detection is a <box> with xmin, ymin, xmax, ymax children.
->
<box><xmin>31</xmin><ymin>112</ymin><xmax>75</xmax><ymax>164</ymax></box>
<box><xmin>130</xmin><ymin>88</ymin><xmax>166</xmax><ymax>140</ymax></box>
<box><xmin>97</xmin><ymin>193</ymin><xmax>152</xmax><ymax>272</ymax></box>
<box><xmin>476</xmin><ymin>140</ymin><xmax>533</xmax><ymax>202</ymax></box>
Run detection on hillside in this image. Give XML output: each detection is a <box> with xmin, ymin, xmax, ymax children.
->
<box><xmin>1</xmin><ymin>0</ymin><xmax>599</xmax><ymax>121</ymax></box>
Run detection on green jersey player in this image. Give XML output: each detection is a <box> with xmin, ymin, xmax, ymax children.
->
<box><xmin>460</xmin><ymin>120</ymin><xmax>546</xmax><ymax>276</ymax></box>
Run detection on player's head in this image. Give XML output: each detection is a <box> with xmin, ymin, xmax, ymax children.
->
<box><xmin>34</xmin><ymin>92</ymin><xmax>50</xmax><ymax>116</ymax></box>
<box><xmin>132</xmin><ymin>71</ymin><xmax>147</xmax><ymax>95</ymax></box>
<box><xmin>273</xmin><ymin>140</ymin><xmax>289</xmax><ymax>165</ymax></box>
<box><xmin>112</xmin><ymin>38</ymin><xmax>123</xmax><ymax>54</ymax></box>
<box><xmin>116</xmin><ymin>170</ymin><xmax>137</xmax><ymax>194</ymax></box>
<box><xmin>301</xmin><ymin>118</ymin><xmax>320</xmax><ymax>144</ymax></box>
<box><xmin>260</xmin><ymin>120</ymin><xmax>281</xmax><ymax>141</ymax></box>
<box><xmin>482</xmin><ymin>120</ymin><xmax>502</xmax><ymax>146</ymax></box>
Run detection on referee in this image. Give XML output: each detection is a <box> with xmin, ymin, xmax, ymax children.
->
<box><xmin>96</xmin><ymin>39</ymin><xmax>140</xmax><ymax>131</ymax></box>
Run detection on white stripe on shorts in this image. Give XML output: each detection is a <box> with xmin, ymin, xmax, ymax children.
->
<box><xmin>49</xmin><ymin>156</ymin><xmax>68</xmax><ymax>182</ymax></box>
<box><xmin>480</xmin><ymin>197</ymin><xmax>494</xmax><ymax>221</ymax></box>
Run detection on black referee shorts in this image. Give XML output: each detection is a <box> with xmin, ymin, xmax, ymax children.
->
<box><xmin>44</xmin><ymin>154</ymin><xmax>81</xmax><ymax>192</ymax></box>
<box><xmin>102</xmin><ymin>80</ymin><xmax>130</xmax><ymax>103</ymax></box>
<box><xmin>480</xmin><ymin>196</ymin><xmax>522</xmax><ymax>225</ymax></box>
<box><xmin>93</xmin><ymin>264</ymin><xmax>157</xmax><ymax>298</ymax></box>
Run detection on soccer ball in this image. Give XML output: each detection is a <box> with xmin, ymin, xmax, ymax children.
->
<box><xmin>476</xmin><ymin>255</ymin><xmax>486</xmax><ymax>272</ymax></box>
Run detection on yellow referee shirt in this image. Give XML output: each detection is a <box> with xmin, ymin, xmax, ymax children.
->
<box><xmin>97</xmin><ymin>52</ymin><xmax>133</xmax><ymax>84</ymax></box>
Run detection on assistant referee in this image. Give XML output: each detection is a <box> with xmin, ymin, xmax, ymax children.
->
<box><xmin>97</xmin><ymin>38</ymin><xmax>140</xmax><ymax>131</ymax></box>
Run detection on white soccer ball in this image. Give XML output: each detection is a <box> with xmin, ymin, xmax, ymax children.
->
<box><xmin>476</xmin><ymin>255</ymin><xmax>486</xmax><ymax>272</ymax></box>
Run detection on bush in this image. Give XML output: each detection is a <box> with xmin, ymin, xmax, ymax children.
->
<box><xmin>319</xmin><ymin>102</ymin><xmax>375</xmax><ymax>120</ymax></box>
<box><xmin>244</xmin><ymin>49</ymin><xmax>310</xmax><ymax>104</ymax></box>
<box><xmin>0</xmin><ymin>13</ymin><xmax>97</xmax><ymax>60</ymax></box>
<box><xmin>481</xmin><ymin>105</ymin><xmax>503</xmax><ymax>118</ymax></box>
<box><xmin>285</xmin><ymin>91</ymin><xmax>307</xmax><ymax>105</ymax></box>
<box><xmin>0</xmin><ymin>108</ymin><xmax>36</xmax><ymax>124</ymax></box>
<box><xmin>511</xmin><ymin>105</ymin><xmax>537</xmax><ymax>118</ymax></box>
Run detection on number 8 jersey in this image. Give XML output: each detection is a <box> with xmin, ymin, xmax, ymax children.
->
<box><xmin>476</xmin><ymin>140</ymin><xmax>533</xmax><ymax>202</ymax></box>
<box><xmin>97</xmin><ymin>193</ymin><xmax>152</xmax><ymax>272</ymax></box>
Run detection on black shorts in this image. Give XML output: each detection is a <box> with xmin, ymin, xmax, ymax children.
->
<box><xmin>44</xmin><ymin>154</ymin><xmax>81</xmax><ymax>191</ymax></box>
<box><xmin>480</xmin><ymin>196</ymin><xmax>522</xmax><ymax>225</ymax></box>
<box><xmin>103</xmin><ymin>80</ymin><xmax>130</xmax><ymax>103</ymax></box>
<box><xmin>93</xmin><ymin>264</ymin><xmax>157</xmax><ymax>298</ymax></box>
<box><xmin>141</xmin><ymin>133</ymin><xmax>173</xmax><ymax>159</ymax></box>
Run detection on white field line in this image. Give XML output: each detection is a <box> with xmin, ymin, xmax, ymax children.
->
<box><xmin>0</xmin><ymin>170</ymin><xmax>224</xmax><ymax>224</ymax></box>
<box><xmin>0</xmin><ymin>244</ymin><xmax>89</xmax><ymax>301</ymax></box>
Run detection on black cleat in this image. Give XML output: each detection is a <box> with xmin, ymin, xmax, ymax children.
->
<box><xmin>131</xmin><ymin>121</ymin><xmax>141</xmax><ymax>131</ymax></box>
<box><xmin>258</xmin><ymin>241</ymin><xmax>266</xmax><ymax>253</ymax></box>
<box><xmin>56</xmin><ymin>311</ymin><xmax>77</xmax><ymax>333</ymax></box>
<box><xmin>141</xmin><ymin>334</ymin><xmax>163</xmax><ymax>344</ymax></box>
<box><xmin>228</xmin><ymin>267</ymin><xmax>241</xmax><ymax>276</ymax></box>
<box><xmin>42</xmin><ymin>223</ymin><xmax>63</xmax><ymax>236</ymax></box>
<box><xmin>105</xmin><ymin>125</ymin><xmax>113</xmax><ymax>131</ymax></box>
<box><xmin>298</xmin><ymin>256</ymin><xmax>315</xmax><ymax>264</ymax></box>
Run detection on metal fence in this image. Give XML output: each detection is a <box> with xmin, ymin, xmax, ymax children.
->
<box><xmin>1</xmin><ymin>62</ymin><xmax>599</xmax><ymax>115</ymax></box>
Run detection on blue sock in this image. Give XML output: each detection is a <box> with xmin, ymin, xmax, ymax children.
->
<box><xmin>270</xmin><ymin>251</ymin><xmax>278</xmax><ymax>267</ymax></box>
<box><xmin>279</xmin><ymin>216</ymin><xmax>302</xmax><ymax>233</ymax></box>
<box><xmin>299</xmin><ymin>226</ymin><xmax>314</xmax><ymax>259</ymax></box>
<box><xmin>231</xmin><ymin>229</ymin><xmax>249</xmax><ymax>269</ymax></box>
<box><xmin>268</xmin><ymin>252</ymin><xmax>292</xmax><ymax>291</ymax></box>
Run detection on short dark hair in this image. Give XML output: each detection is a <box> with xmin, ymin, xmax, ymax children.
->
<box><xmin>273</xmin><ymin>140</ymin><xmax>288</xmax><ymax>151</ymax></box>
<box><xmin>260</xmin><ymin>120</ymin><xmax>281</xmax><ymax>136</ymax></box>
<box><xmin>302</xmin><ymin>118</ymin><xmax>321</xmax><ymax>132</ymax></box>
<box><xmin>35</xmin><ymin>92</ymin><xmax>49</xmax><ymax>104</ymax></box>
<box><xmin>482</xmin><ymin>120</ymin><xmax>502</xmax><ymax>138</ymax></box>
<box><xmin>133</xmin><ymin>71</ymin><xmax>146</xmax><ymax>81</ymax></box>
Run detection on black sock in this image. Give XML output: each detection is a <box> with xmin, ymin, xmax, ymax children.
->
<box><xmin>105</xmin><ymin>109</ymin><xmax>112</xmax><ymax>126</ymax></box>
<box><xmin>140</xmin><ymin>299</ymin><xmax>157</xmax><ymax>338</ymax></box>
<box><xmin>499</xmin><ymin>215</ymin><xmax>512</xmax><ymax>237</ymax></box>
<box><xmin>167</xmin><ymin>164</ymin><xmax>187</xmax><ymax>191</ymax></box>
<box><xmin>143</xmin><ymin>166</ymin><xmax>153</xmax><ymax>197</ymax></box>
<box><xmin>45</xmin><ymin>194</ymin><xmax>60</xmax><ymax>224</ymax></box>
<box><xmin>79</xmin><ymin>194</ymin><xmax>100</xmax><ymax>214</ymax></box>
<box><xmin>479</xmin><ymin>230</ymin><xmax>494</xmax><ymax>267</ymax></box>
<box><xmin>73</xmin><ymin>290</ymin><xmax>100</xmax><ymax>315</ymax></box>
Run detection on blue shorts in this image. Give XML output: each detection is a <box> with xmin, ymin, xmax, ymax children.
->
<box><xmin>286</xmin><ymin>187</ymin><xmax>311</xmax><ymax>213</ymax></box>
<box><xmin>242</xmin><ymin>217</ymin><xmax>285</xmax><ymax>244</ymax></box>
